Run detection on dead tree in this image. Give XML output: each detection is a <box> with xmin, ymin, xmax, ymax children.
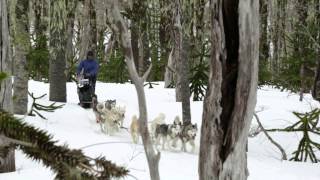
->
<box><xmin>172</xmin><ymin>0</ymin><xmax>192</xmax><ymax>125</ymax></box>
<box><xmin>106</xmin><ymin>1</ymin><xmax>160</xmax><ymax>180</ymax></box>
<box><xmin>0</xmin><ymin>0</ymin><xmax>15</xmax><ymax>172</ymax></box>
<box><xmin>13</xmin><ymin>0</ymin><xmax>29</xmax><ymax>114</ymax></box>
<box><xmin>198</xmin><ymin>0</ymin><xmax>259</xmax><ymax>180</ymax></box>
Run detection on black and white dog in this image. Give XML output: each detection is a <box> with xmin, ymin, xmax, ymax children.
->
<box><xmin>155</xmin><ymin>116</ymin><xmax>182</xmax><ymax>150</ymax></box>
<box><xmin>93</xmin><ymin>99</ymin><xmax>126</xmax><ymax>135</ymax></box>
<box><xmin>93</xmin><ymin>99</ymin><xmax>116</xmax><ymax>123</ymax></box>
<box><xmin>180</xmin><ymin>123</ymin><xmax>198</xmax><ymax>153</ymax></box>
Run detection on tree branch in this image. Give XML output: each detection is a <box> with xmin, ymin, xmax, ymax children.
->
<box><xmin>253</xmin><ymin>113</ymin><xmax>287</xmax><ymax>160</ymax></box>
<box><xmin>142</xmin><ymin>64</ymin><xmax>153</xmax><ymax>82</ymax></box>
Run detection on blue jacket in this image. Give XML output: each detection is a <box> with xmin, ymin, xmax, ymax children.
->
<box><xmin>77</xmin><ymin>59</ymin><xmax>99</xmax><ymax>77</ymax></box>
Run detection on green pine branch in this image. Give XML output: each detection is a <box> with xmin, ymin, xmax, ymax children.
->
<box><xmin>0</xmin><ymin>110</ymin><xmax>128</xmax><ymax>179</ymax></box>
<box><xmin>265</xmin><ymin>108</ymin><xmax>320</xmax><ymax>163</ymax></box>
<box><xmin>28</xmin><ymin>92</ymin><xmax>64</xmax><ymax>119</ymax></box>
<box><xmin>0</xmin><ymin>72</ymin><xmax>8</xmax><ymax>82</ymax></box>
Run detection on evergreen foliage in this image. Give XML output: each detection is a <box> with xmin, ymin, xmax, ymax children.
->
<box><xmin>98</xmin><ymin>44</ymin><xmax>129</xmax><ymax>83</ymax></box>
<box><xmin>28</xmin><ymin>92</ymin><xmax>64</xmax><ymax>120</ymax></box>
<box><xmin>273</xmin><ymin>30</ymin><xmax>316</xmax><ymax>92</ymax></box>
<box><xmin>258</xmin><ymin>59</ymin><xmax>272</xmax><ymax>86</ymax></box>
<box><xmin>27</xmin><ymin>35</ymin><xmax>50</xmax><ymax>81</ymax></box>
<box><xmin>189</xmin><ymin>61</ymin><xmax>208</xmax><ymax>101</ymax></box>
<box><xmin>0</xmin><ymin>110</ymin><xmax>128</xmax><ymax>179</ymax></box>
<box><xmin>290</xmin><ymin>109</ymin><xmax>320</xmax><ymax>163</ymax></box>
<box><xmin>0</xmin><ymin>72</ymin><xmax>7</xmax><ymax>82</ymax></box>
<box><xmin>266</xmin><ymin>109</ymin><xmax>320</xmax><ymax>163</ymax></box>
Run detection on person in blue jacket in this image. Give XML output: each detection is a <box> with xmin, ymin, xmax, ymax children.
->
<box><xmin>77</xmin><ymin>50</ymin><xmax>99</xmax><ymax>93</ymax></box>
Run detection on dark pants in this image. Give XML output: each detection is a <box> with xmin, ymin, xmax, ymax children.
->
<box><xmin>90</xmin><ymin>76</ymin><xmax>96</xmax><ymax>94</ymax></box>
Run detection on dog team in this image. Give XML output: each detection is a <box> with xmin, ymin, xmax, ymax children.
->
<box><xmin>131</xmin><ymin>113</ymin><xmax>198</xmax><ymax>153</ymax></box>
<box><xmin>92</xmin><ymin>99</ymin><xmax>198</xmax><ymax>153</ymax></box>
<box><xmin>93</xmin><ymin>99</ymin><xmax>126</xmax><ymax>135</ymax></box>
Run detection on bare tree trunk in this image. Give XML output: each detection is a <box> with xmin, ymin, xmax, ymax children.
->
<box><xmin>33</xmin><ymin>0</ymin><xmax>49</xmax><ymax>81</ymax></box>
<box><xmin>312</xmin><ymin>0</ymin><xmax>320</xmax><ymax>101</ymax></box>
<box><xmin>104</xmin><ymin>34</ymin><xmax>114</xmax><ymax>63</ymax></box>
<box><xmin>13</xmin><ymin>0</ymin><xmax>29</xmax><ymax>114</ymax></box>
<box><xmin>49</xmin><ymin>0</ymin><xmax>67</xmax><ymax>102</ymax></box>
<box><xmin>159</xmin><ymin>0</ymin><xmax>171</xmax><ymax>79</ymax></box>
<box><xmin>131</xmin><ymin>20</ymin><xmax>140</xmax><ymax>71</ymax></box>
<box><xmin>95</xmin><ymin>0</ymin><xmax>106</xmax><ymax>62</ymax></box>
<box><xmin>141</xmin><ymin>20</ymin><xmax>149</xmax><ymax>76</ymax></box>
<box><xmin>180</xmin><ymin>37</ymin><xmax>191</xmax><ymax>125</ymax></box>
<box><xmin>65</xmin><ymin>0</ymin><xmax>77</xmax><ymax>81</ymax></box>
<box><xmin>299</xmin><ymin>63</ymin><xmax>305</xmax><ymax>101</ymax></box>
<box><xmin>173</xmin><ymin>0</ymin><xmax>182</xmax><ymax>101</ymax></box>
<box><xmin>164</xmin><ymin>49</ymin><xmax>174</xmax><ymax>88</ymax></box>
<box><xmin>89</xmin><ymin>0</ymin><xmax>97</xmax><ymax>52</ymax></box>
<box><xmin>297</xmin><ymin>0</ymin><xmax>307</xmax><ymax>101</ymax></box>
<box><xmin>259</xmin><ymin>0</ymin><xmax>270</xmax><ymax>84</ymax></box>
<box><xmin>313</xmin><ymin>59</ymin><xmax>320</xmax><ymax>100</ymax></box>
<box><xmin>79</xmin><ymin>0</ymin><xmax>90</xmax><ymax>61</ymax></box>
<box><xmin>107</xmin><ymin>1</ymin><xmax>160</xmax><ymax>180</ymax></box>
<box><xmin>0</xmin><ymin>0</ymin><xmax>15</xmax><ymax>172</ymax></box>
<box><xmin>198</xmin><ymin>0</ymin><xmax>259</xmax><ymax>179</ymax></box>
<box><xmin>172</xmin><ymin>0</ymin><xmax>191</xmax><ymax>125</ymax></box>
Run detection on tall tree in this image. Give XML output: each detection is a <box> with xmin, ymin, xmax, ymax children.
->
<box><xmin>198</xmin><ymin>0</ymin><xmax>259</xmax><ymax>179</ymax></box>
<box><xmin>107</xmin><ymin>1</ymin><xmax>160</xmax><ymax>180</ymax></box>
<box><xmin>0</xmin><ymin>0</ymin><xmax>15</xmax><ymax>172</ymax></box>
<box><xmin>312</xmin><ymin>0</ymin><xmax>320</xmax><ymax>100</ymax></box>
<box><xmin>296</xmin><ymin>0</ymin><xmax>308</xmax><ymax>101</ymax></box>
<box><xmin>49</xmin><ymin>0</ymin><xmax>67</xmax><ymax>102</ymax></box>
<box><xmin>89</xmin><ymin>0</ymin><xmax>97</xmax><ymax>52</ymax></box>
<box><xmin>79</xmin><ymin>0</ymin><xmax>91</xmax><ymax>61</ymax></box>
<box><xmin>79</xmin><ymin>0</ymin><xmax>97</xmax><ymax>61</ymax></box>
<box><xmin>159</xmin><ymin>0</ymin><xmax>171</xmax><ymax>80</ymax></box>
<box><xmin>173</xmin><ymin>0</ymin><xmax>192</xmax><ymax>125</ymax></box>
<box><xmin>13</xmin><ymin>0</ymin><xmax>29</xmax><ymax>114</ymax></box>
<box><xmin>259</xmin><ymin>0</ymin><xmax>271</xmax><ymax>84</ymax></box>
<box><xmin>65</xmin><ymin>0</ymin><xmax>77</xmax><ymax>81</ymax></box>
<box><xmin>173</xmin><ymin>0</ymin><xmax>183</xmax><ymax>102</ymax></box>
<box><xmin>95</xmin><ymin>0</ymin><xmax>107</xmax><ymax>63</ymax></box>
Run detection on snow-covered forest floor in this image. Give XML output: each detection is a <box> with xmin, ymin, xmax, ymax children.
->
<box><xmin>1</xmin><ymin>80</ymin><xmax>320</xmax><ymax>180</ymax></box>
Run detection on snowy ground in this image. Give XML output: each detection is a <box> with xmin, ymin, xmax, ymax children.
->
<box><xmin>1</xmin><ymin>80</ymin><xmax>320</xmax><ymax>180</ymax></box>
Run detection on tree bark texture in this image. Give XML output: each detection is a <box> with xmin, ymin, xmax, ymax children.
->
<box><xmin>131</xmin><ymin>21</ymin><xmax>140</xmax><ymax>71</ymax></box>
<box><xmin>181</xmin><ymin>37</ymin><xmax>192</xmax><ymax>125</ymax></box>
<box><xmin>164</xmin><ymin>49</ymin><xmax>174</xmax><ymax>88</ymax></box>
<box><xmin>33</xmin><ymin>0</ymin><xmax>49</xmax><ymax>81</ymax></box>
<box><xmin>13</xmin><ymin>0</ymin><xmax>29</xmax><ymax>114</ymax></box>
<box><xmin>159</xmin><ymin>0</ymin><xmax>171</xmax><ymax>79</ymax></box>
<box><xmin>172</xmin><ymin>0</ymin><xmax>192</xmax><ymax>125</ymax></box>
<box><xmin>49</xmin><ymin>0</ymin><xmax>67</xmax><ymax>102</ymax></box>
<box><xmin>95</xmin><ymin>0</ymin><xmax>107</xmax><ymax>62</ymax></box>
<box><xmin>312</xmin><ymin>0</ymin><xmax>320</xmax><ymax>101</ymax></box>
<box><xmin>65</xmin><ymin>0</ymin><xmax>77</xmax><ymax>81</ymax></box>
<box><xmin>0</xmin><ymin>0</ymin><xmax>15</xmax><ymax>172</ymax></box>
<box><xmin>173</xmin><ymin>0</ymin><xmax>183</xmax><ymax>102</ymax></box>
<box><xmin>296</xmin><ymin>0</ymin><xmax>308</xmax><ymax>101</ymax></box>
<box><xmin>198</xmin><ymin>0</ymin><xmax>259</xmax><ymax>180</ymax></box>
<box><xmin>79</xmin><ymin>0</ymin><xmax>90</xmax><ymax>61</ymax></box>
<box><xmin>89</xmin><ymin>0</ymin><xmax>97</xmax><ymax>53</ymax></box>
<box><xmin>259</xmin><ymin>0</ymin><xmax>269</xmax><ymax>83</ymax></box>
<box><xmin>107</xmin><ymin>1</ymin><xmax>160</xmax><ymax>180</ymax></box>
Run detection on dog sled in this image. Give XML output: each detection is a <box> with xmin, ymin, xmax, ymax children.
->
<box><xmin>77</xmin><ymin>74</ymin><xmax>96</xmax><ymax>109</ymax></box>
